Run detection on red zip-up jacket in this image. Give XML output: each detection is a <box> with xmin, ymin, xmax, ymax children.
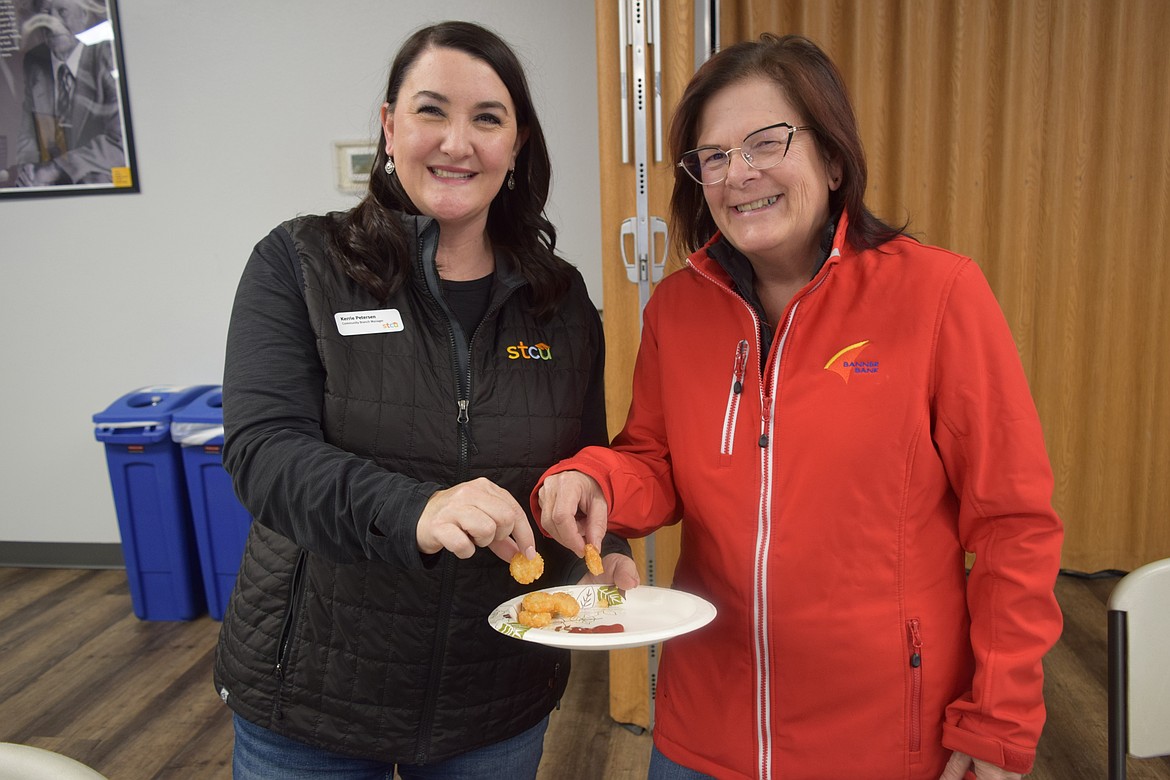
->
<box><xmin>536</xmin><ymin>212</ymin><xmax>1063</xmax><ymax>779</ymax></box>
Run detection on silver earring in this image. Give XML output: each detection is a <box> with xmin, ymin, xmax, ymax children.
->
<box><xmin>384</xmin><ymin>158</ymin><xmax>395</xmax><ymax>175</ymax></box>
<box><xmin>507</xmin><ymin>169</ymin><xmax>515</xmax><ymax>191</ymax></box>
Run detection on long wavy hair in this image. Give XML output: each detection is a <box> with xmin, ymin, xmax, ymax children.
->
<box><xmin>327</xmin><ymin>21</ymin><xmax>572</xmax><ymax>318</ymax></box>
<box><xmin>668</xmin><ymin>33</ymin><xmax>906</xmax><ymax>260</ymax></box>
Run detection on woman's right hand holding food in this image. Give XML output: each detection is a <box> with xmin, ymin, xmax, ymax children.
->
<box><xmin>417</xmin><ymin>477</ymin><xmax>536</xmax><ymax>564</ymax></box>
<box><xmin>537</xmin><ymin>470</ymin><xmax>608</xmax><ymax>551</ymax></box>
<box><xmin>538</xmin><ymin>471</ymin><xmax>640</xmax><ymax>590</ymax></box>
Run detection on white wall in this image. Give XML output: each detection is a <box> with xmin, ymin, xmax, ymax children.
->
<box><xmin>0</xmin><ymin>1</ymin><xmax>601</xmax><ymax>545</ymax></box>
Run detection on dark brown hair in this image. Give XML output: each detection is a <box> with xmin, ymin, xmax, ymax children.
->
<box><xmin>668</xmin><ymin>33</ymin><xmax>905</xmax><ymax>260</ymax></box>
<box><xmin>328</xmin><ymin>21</ymin><xmax>572</xmax><ymax>317</ymax></box>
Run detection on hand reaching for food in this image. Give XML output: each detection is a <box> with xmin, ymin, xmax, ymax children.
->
<box><xmin>579</xmin><ymin>550</ymin><xmax>641</xmax><ymax>590</ymax></box>
<box><xmin>537</xmin><ymin>470</ymin><xmax>608</xmax><ymax>550</ymax></box>
<box><xmin>417</xmin><ymin>477</ymin><xmax>536</xmax><ymax>563</ymax></box>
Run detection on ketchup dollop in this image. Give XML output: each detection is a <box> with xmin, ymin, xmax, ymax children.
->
<box><xmin>557</xmin><ymin>624</ymin><xmax>625</xmax><ymax>634</ymax></box>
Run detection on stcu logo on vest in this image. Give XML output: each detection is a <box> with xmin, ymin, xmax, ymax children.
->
<box><xmin>824</xmin><ymin>339</ymin><xmax>879</xmax><ymax>383</ymax></box>
<box><xmin>506</xmin><ymin>341</ymin><xmax>553</xmax><ymax>360</ymax></box>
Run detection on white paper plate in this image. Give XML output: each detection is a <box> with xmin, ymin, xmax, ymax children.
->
<box><xmin>488</xmin><ymin>584</ymin><xmax>717</xmax><ymax>651</ymax></box>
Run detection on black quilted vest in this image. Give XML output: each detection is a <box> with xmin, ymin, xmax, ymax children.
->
<box><xmin>213</xmin><ymin>213</ymin><xmax>600</xmax><ymax>763</ymax></box>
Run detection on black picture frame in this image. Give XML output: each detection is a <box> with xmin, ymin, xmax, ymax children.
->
<box><xmin>0</xmin><ymin>0</ymin><xmax>139</xmax><ymax>198</ymax></box>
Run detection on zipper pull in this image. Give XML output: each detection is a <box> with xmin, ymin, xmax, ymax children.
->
<box><xmin>759</xmin><ymin>392</ymin><xmax>772</xmax><ymax>447</ymax></box>
<box><xmin>732</xmin><ymin>340</ymin><xmax>748</xmax><ymax>394</ymax></box>
<box><xmin>457</xmin><ymin>399</ymin><xmax>480</xmax><ymax>455</ymax></box>
<box><xmin>909</xmin><ymin>619</ymin><xmax>923</xmax><ymax>667</ymax></box>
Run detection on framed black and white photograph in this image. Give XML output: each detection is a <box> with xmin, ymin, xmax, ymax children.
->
<box><xmin>0</xmin><ymin>0</ymin><xmax>138</xmax><ymax>198</ymax></box>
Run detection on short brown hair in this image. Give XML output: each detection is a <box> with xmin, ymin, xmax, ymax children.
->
<box><xmin>668</xmin><ymin>33</ymin><xmax>904</xmax><ymax>260</ymax></box>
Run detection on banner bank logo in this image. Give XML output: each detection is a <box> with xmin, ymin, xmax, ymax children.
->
<box><xmin>824</xmin><ymin>340</ymin><xmax>879</xmax><ymax>383</ymax></box>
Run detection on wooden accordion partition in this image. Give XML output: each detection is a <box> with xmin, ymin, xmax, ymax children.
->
<box><xmin>596</xmin><ymin>0</ymin><xmax>1170</xmax><ymax>728</ymax></box>
<box><xmin>594</xmin><ymin>0</ymin><xmax>693</xmax><ymax>729</ymax></box>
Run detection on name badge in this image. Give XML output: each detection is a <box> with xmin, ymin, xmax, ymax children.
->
<box><xmin>334</xmin><ymin>309</ymin><xmax>404</xmax><ymax>336</ymax></box>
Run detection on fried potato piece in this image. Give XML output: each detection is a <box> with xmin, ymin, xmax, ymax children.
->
<box><xmin>551</xmin><ymin>591</ymin><xmax>580</xmax><ymax>618</ymax></box>
<box><xmin>510</xmin><ymin>550</ymin><xmax>545</xmax><ymax>584</ymax></box>
<box><xmin>522</xmin><ymin>591</ymin><xmax>557</xmax><ymax>614</ymax></box>
<box><xmin>516</xmin><ymin>590</ymin><xmax>580</xmax><ymax>628</ymax></box>
<box><xmin>517</xmin><ymin>610</ymin><xmax>553</xmax><ymax>628</ymax></box>
<box><xmin>583</xmin><ymin>543</ymin><xmax>604</xmax><ymax>576</ymax></box>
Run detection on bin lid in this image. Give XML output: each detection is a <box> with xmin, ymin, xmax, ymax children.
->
<box><xmin>93</xmin><ymin>384</ymin><xmax>218</xmax><ymax>426</ymax></box>
<box><xmin>93</xmin><ymin>384</ymin><xmax>218</xmax><ymax>445</ymax></box>
<box><xmin>171</xmin><ymin>386</ymin><xmax>224</xmax><ymax>425</ymax></box>
<box><xmin>171</xmin><ymin>386</ymin><xmax>226</xmax><ymax>446</ymax></box>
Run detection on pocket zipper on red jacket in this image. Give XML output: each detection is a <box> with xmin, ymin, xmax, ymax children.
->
<box><xmin>720</xmin><ymin>340</ymin><xmax>749</xmax><ymax>456</ymax></box>
<box><xmin>908</xmin><ymin>618</ymin><xmax>924</xmax><ymax>754</ymax></box>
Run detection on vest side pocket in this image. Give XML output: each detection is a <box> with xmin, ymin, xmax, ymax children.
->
<box><xmin>272</xmin><ymin>550</ymin><xmax>308</xmax><ymax>721</ymax></box>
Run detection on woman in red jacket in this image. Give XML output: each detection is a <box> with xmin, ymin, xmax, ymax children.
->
<box><xmin>535</xmin><ymin>33</ymin><xmax>1063</xmax><ymax>780</ymax></box>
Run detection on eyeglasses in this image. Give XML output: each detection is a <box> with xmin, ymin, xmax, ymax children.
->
<box><xmin>677</xmin><ymin>122</ymin><xmax>811</xmax><ymax>185</ymax></box>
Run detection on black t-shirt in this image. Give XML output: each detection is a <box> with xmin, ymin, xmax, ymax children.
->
<box><xmin>440</xmin><ymin>273</ymin><xmax>494</xmax><ymax>339</ymax></box>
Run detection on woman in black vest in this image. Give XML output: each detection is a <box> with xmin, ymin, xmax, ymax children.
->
<box><xmin>215</xmin><ymin>20</ymin><xmax>638</xmax><ymax>779</ymax></box>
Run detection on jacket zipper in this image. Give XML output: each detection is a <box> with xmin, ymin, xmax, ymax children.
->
<box><xmin>749</xmin><ymin>285</ymin><xmax>821</xmax><ymax>779</ymax></box>
<box><xmin>752</xmin><ymin>348</ymin><xmax>783</xmax><ymax>780</ymax></box>
<box><xmin>449</xmin><ymin>323</ymin><xmax>479</xmax><ymax>460</ymax></box>
<box><xmin>413</xmin><ymin>225</ymin><xmax>519</xmax><ymax>762</ymax></box>
<box><xmin>452</xmin><ymin>290</ymin><xmax>510</xmax><ymax>462</ymax></box>
<box><xmin>686</xmin><ymin>257</ymin><xmax>781</xmax><ymax>780</ymax></box>
<box><xmin>908</xmin><ymin>618</ymin><xmax>924</xmax><ymax>754</ymax></box>
<box><xmin>455</xmin><ymin>301</ymin><xmax>507</xmax><ymax>461</ymax></box>
<box><xmin>415</xmin><ymin>221</ymin><xmax>485</xmax><ymax>460</ymax></box>
<box><xmin>720</xmin><ymin>340</ymin><xmax>749</xmax><ymax>457</ymax></box>
<box><xmin>272</xmin><ymin>550</ymin><xmax>307</xmax><ymax>720</ymax></box>
<box><xmin>688</xmin><ymin>253</ymin><xmax>832</xmax><ymax>779</ymax></box>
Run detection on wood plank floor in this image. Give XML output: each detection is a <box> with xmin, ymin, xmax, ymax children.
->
<box><xmin>1</xmin><ymin>567</ymin><xmax>1167</xmax><ymax>779</ymax></box>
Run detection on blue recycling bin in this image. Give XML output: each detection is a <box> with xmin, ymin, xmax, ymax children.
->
<box><xmin>93</xmin><ymin>385</ymin><xmax>216</xmax><ymax>620</ymax></box>
<box><xmin>172</xmin><ymin>386</ymin><xmax>253</xmax><ymax>620</ymax></box>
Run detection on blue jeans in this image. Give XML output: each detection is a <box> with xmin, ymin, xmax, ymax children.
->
<box><xmin>232</xmin><ymin>713</ymin><xmax>548</xmax><ymax>780</ymax></box>
<box><xmin>647</xmin><ymin>745</ymin><xmax>717</xmax><ymax>780</ymax></box>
